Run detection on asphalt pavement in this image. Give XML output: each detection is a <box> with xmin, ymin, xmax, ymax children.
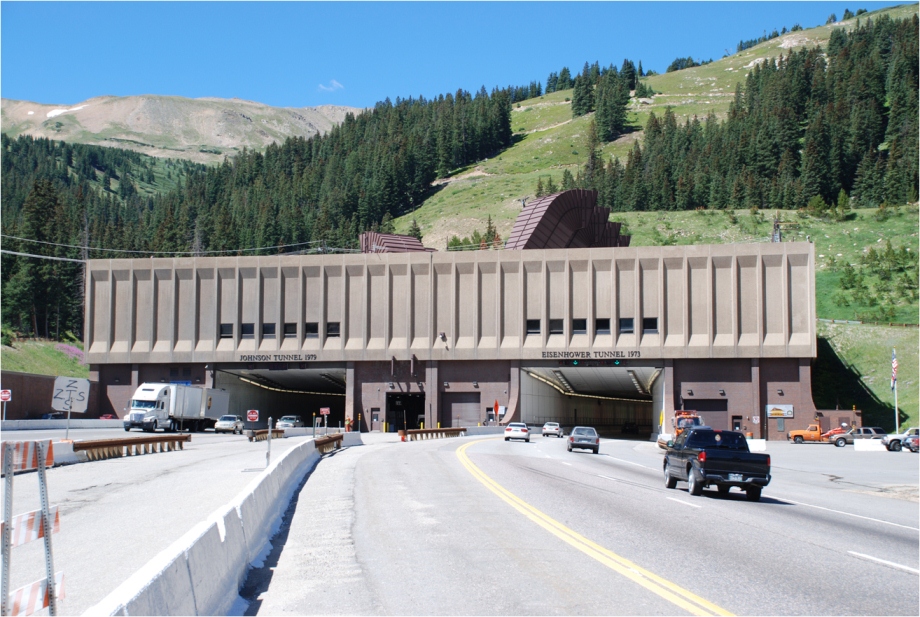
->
<box><xmin>243</xmin><ymin>434</ymin><xmax>918</xmax><ymax>616</ymax></box>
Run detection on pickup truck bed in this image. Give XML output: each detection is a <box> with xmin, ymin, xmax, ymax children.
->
<box><xmin>663</xmin><ymin>428</ymin><xmax>771</xmax><ymax>501</ymax></box>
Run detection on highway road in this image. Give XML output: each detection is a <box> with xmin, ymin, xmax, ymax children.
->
<box><xmin>245</xmin><ymin>435</ymin><xmax>919</xmax><ymax>616</ymax></box>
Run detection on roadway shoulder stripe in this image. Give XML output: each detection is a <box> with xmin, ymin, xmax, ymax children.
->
<box><xmin>457</xmin><ymin>440</ymin><xmax>732</xmax><ymax>617</ymax></box>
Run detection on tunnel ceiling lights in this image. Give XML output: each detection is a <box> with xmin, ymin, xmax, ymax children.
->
<box><xmin>524</xmin><ymin>370</ymin><xmax>649</xmax><ymax>403</ymax></box>
<box><xmin>236</xmin><ymin>375</ymin><xmax>345</xmax><ymax>397</ymax></box>
<box><xmin>627</xmin><ymin>370</ymin><xmax>646</xmax><ymax>395</ymax></box>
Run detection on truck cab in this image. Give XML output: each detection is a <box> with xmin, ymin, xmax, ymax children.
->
<box><xmin>124</xmin><ymin>384</ymin><xmax>171</xmax><ymax>432</ymax></box>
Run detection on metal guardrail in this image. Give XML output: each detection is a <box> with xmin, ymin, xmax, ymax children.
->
<box><xmin>314</xmin><ymin>434</ymin><xmax>342</xmax><ymax>454</ymax></box>
<box><xmin>72</xmin><ymin>434</ymin><xmax>191</xmax><ymax>462</ymax></box>
<box><xmin>406</xmin><ymin>428</ymin><xmax>467</xmax><ymax>441</ymax></box>
<box><xmin>248</xmin><ymin>429</ymin><xmax>285</xmax><ymax>442</ymax></box>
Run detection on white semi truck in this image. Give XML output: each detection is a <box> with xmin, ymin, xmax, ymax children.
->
<box><xmin>124</xmin><ymin>383</ymin><xmax>229</xmax><ymax>432</ymax></box>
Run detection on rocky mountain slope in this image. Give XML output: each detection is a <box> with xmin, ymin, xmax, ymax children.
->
<box><xmin>1</xmin><ymin>95</ymin><xmax>361</xmax><ymax>163</ymax></box>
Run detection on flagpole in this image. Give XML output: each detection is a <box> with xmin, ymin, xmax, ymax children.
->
<box><xmin>892</xmin><ymin>348</ymin><xmax>899</xmax><ymax>434</ymax></box>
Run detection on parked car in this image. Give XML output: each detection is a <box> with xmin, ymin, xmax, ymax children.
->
<box><xmin>275</xmin><ymin>416</ymin><xmax>304</xmax><ymax>429</ymax></box>
<box><xmin>214</xmin><ymin>415</ymin><xmax>244</xmax><ymax>434</ymax></box>
<box><xmin>41</xmin><ymin>412</ymin><xmax>66</xmax><ymax>420</ymax></box>
<box><xmin>98</xmin><ymin>414</ymin><xmax>116</xmax><ymax>420</ymax></box>
<box><xmin>882</xmin><ymin>427</ymin><xmax>919</xmax><ymax>452</ymax></box>
<box><xmin>542</xmin><ymin>422</ymin><xmax>563</xmax><ymax>438</ymax></box>
<box><xmin>832</xmin><ymin>426</ymin><xmax>887</xmax><ymax>447</ymax></box>
<box><xmin>567</xmin><ymin>426</ymin><xmax>600</xmax><ymax>454</ymax></box>
<box><xmin>663</xmin><ymin>428</ymin><xmax>771</xmax><ymax>501</ymax></box>
<box><xmin>905</xmin><ymin>434</ymin><xmax>919</xmax><ymax>453</ymax></box>
<box><xmin>504</xmin><ymin>422</ymin><xmax>530</xmax><ymax>442</ymax></box>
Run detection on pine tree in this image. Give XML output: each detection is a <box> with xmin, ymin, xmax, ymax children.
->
<box><xmin>535</xmin><ymin>177</ymin><xmax>545</xmax><ymax>198</ymax></box>
<box><xmin>404</xmin><ymin>219</ymin><xmax>421</xmax><ymax>241</ymax></box>
<box><xmin>546</xmin><ymin>176</ymin><xmax>558</xmax><ymax>195</ymax></box>
<box><xmin>561</xmin><ymin>169</ymin><xmax>576</xmax><ymax>190</ymax></box>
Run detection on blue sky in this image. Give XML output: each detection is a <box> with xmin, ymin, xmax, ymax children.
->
<box><xmin>1</xmin><ymin>2</ymin><xmax>909</xmax><ymax>108</ymax></box>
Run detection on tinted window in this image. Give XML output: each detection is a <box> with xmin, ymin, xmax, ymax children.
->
<box><xmin>572</xmin><ymin>427</ymin><xmax>597</xmax><ymax>436</ymax></box>
<box><xmin>241</xmin><ymin>323</ymin><xmax>254</xmax><ymax>339</ymax></box>
<box><xmin>262</xmin><ymin>323</ymin><xmax>276</xmax><ymax>338</ymax></box>
<box><xmin>642</xmin><ymin>317</ymin><xmax>658</xmax><ymax>334</ymax></box>
<box><xmin>619</xmin><ymin>318</ymin><xmax>634</xmax><ymax>334</ymax></box>
<box><xmin>219</xmin><ymin>323</ymin><xmax>233</xmax><ymax>338</ymax></box>
<box><xmin>595</xmin><ymin>318</ymin><xmax>611</xmax><ymax>334</ymax></box>
<box><xmin>548</xmin><ymin>319</ymin><xmax>564</xmax><ymax>334</ymax></box>
<box><xmin>326</xmin><ymin>322</ymin><xmax>340</xmax><ymax>337</ymax></box>
<box><xmin>283</xmin><ymin>323</ymin><xmax>297</xmax><ymax>337</ymax></box>
<box><xmin>305</xmin><ymin>322</ymin><xmax>319</xmax><ymax>338</ymax></box>
<box><xmin>572</xmin><ymin>319</ymin><xmax>587</xmax><ymax>334</ymax></box>
<box><xmin>686</xmin><ymin>430</ymin><xmax>748</xmax><ymax>450</ymax></box>
<box><xmin>526</xmin><ymin>319</ymin><xmax>541</xmax><ymax>334</ymax></box>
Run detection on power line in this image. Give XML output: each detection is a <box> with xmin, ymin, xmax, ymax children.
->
<box><xmin>0</xmin><ymin>249</ymin><xmax>85</xmax><ymax>263</ymax></box>
<box><xmin>0</xmin><ymin>235</ymin><xmax>335</xmax><ymax>256</ymax></box>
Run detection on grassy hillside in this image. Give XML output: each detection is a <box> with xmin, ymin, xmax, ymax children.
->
<box><xmin>814</xmin><ymin>322</ymin><xmax>918</xmax><ymax>431</ymax></box>
<box><xmin>0</xmin><ymin>340</ymin><xmax>89</xmax><ymax>378</ymax></box>
<box><xmin>394</xmin><ymin>3</ymin><xmax>919</xmax><ymax>247</ymax></box>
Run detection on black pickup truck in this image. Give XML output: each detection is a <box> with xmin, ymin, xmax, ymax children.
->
<box><xmin>663</xmin><ymin>428</ymin><xmax>771</xmax><ymax>501</ymax></box>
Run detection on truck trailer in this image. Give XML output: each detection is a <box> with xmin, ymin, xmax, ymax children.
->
<box><xmin>123</xmin><ymin>383</ymin><xmax>229</xmax><ymax>432</ymax></box>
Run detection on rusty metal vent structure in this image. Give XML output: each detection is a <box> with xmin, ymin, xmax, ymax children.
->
<box><xmin>504</xmin><ymin>189</ymin><xmax>630</xmax><ymax>250</ymax></box>
<box><xmin>360</xmin><ymin>232</ymin><xmax>437</xmax><ymax>253</ymax></box>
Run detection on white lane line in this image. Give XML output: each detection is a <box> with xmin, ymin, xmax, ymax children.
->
<box><xmin>607</xmin><ymin>456</ymin><xmax>655</xmax><ymax>470</ymax></box>
<box><xmin>848</xmin><ymin>551</ymin><xmax>919</xmax><ymax>575</ymax></box>
<box><xmin>560</xmin><ymin>461</ymin><xmax>572</xmax><ymax>466</ymax></box>
<box><xmin>667</xmin><ymin>497</ymin><xmax>702</xmax><ymax>509</ymax></box>
<box><xmin>782</xmin><ymin>497</ymin><xmax>920</xmax><ymax>531</ymax></box>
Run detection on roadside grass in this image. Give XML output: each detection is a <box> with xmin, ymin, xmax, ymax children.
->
<box><xmin>814</xmin><ymin>322</ymin><xmax>918</xmax><ymax>431</ymax></box>
<box><xmin>1</xmin><ymin>339</ymin><xmax>89</xmax><ymax>378</ymax></box>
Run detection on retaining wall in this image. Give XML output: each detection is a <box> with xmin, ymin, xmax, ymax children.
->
<box><xmin>86</xmin><ymin>433</ymin><xmax>364</xmax><ymax>616</ymax></box>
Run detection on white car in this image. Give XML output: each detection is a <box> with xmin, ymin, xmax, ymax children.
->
<box><xmin>214</xmin><ymin>415</ymin><xmax>243</xmax><ymax>434</ymax></box>
<box><xmin>542</xmin><ymin>422</ymin><xmax>563</xmax><ymax>438</ymax></box>
<box><xmin>504</xmin><ymin>422</ymin><xmax>530</xmax><ymax>442</ymax></box>
<box><xmin>275</xmin><ymin>415</ymin><xmax>304</xmax><ymax>429</ymax></box>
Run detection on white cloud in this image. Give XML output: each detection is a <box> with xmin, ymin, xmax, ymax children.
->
<box><xmin>318</xmin><ymin>79</ymin><xmax>344</xmax><ymax>93</ymax></box>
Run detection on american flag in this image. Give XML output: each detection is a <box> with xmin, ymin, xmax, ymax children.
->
<box><xmin>891</xmin><ymin>349</ymin><xmax>898</xmax><ymax>391</ymax></box>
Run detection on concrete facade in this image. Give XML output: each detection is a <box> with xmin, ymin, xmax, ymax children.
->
<box><xmin>85</xmin><ymin>243</ymin><xmax>821</xmax><ymax>438</ymax></box>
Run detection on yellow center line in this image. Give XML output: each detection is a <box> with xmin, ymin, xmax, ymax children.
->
<box><xmin>457</xmin><ymin>439</ymin><xmax>733</xmax><ymax>617</ymax></box>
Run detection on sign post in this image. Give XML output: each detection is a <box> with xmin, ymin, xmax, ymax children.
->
<box><xmin>52</xmin><ymin>377</ymin><xmax>89</xmax><ymax>441</ymax></box>
<box><xmin>1</xmin><ymin>389</ymin><xmax>10</xmax><ymax>421</ymax></box>
<box><xmin>266</xmin><ymin>416</ymin><xmax>272</xmax><ymax>468</ymax></box>
<box><xmin>320</xmin><ymin>407</ymin><xmax>330</xmax><ymax>436</ymax></box>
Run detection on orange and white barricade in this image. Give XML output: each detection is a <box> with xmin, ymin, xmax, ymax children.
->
<box><xmin>2</xmin><ymin>441</ymin><xmax>64</xmax><ymax>616</ymax></box>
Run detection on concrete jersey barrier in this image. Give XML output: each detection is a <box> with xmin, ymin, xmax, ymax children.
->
<box><xmin>86</xmin><ymin>433</ymin><xmax>364</xmax><ymax>616</ymax></box>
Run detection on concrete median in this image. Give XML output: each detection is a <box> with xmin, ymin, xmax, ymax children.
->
<box><xmin>87</xmin><ymin>437</ymin><xmax>328</xmax><ymax>615</ymax></box>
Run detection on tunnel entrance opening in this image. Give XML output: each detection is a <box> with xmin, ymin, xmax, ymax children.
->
<box><xmin>520</xmin><ymin>361</ymin><xmax>659</xmax><ymax>438</ymax></box>
<box><xmin>386</xmin><ymin>392</ymin><xmax>425</xmax><ymax>432</ymax></box>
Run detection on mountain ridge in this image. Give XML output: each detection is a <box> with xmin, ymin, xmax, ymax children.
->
<box><xmin>1</xmin><ymin>94</ymin><xmax>362</xmax><ymax>163</ymax></box>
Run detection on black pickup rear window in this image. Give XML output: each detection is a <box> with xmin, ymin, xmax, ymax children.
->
<box><xmin>686</xmin><ymin>431</ymin><xmax>748</xmax><ymax>450</ymax></box>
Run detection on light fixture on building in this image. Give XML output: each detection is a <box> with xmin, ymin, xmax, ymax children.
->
<box><xmin>388</xmin><ymin>382</ymin><xmax>395</xmax><ymax>390</ymax></box>
<box><xmin>473</xmin><ymin>381</ymin><xmax>479</xmax><ymax>388</ymax></box>
<box><xmin>718</xmin><ymin>389</ymin><xmax>725</xmax><ymax>396</ymax></box>
<box><xmin>439</xmin><ymin>332</ymin><xmax>446</xmax><ymax>341</ymax></box>
<box><xmin>777</xmin><ymin>389</ymin><xmax>784</xmax><ymax>395</ymax></box>
<box><xmin>114</xmin><ymin>378</ymin><xmax>120</xmax><ymax>384</ymax></box>
<box><xmin>686</xmin><ymin>389</ymin><xmax>693</xmax><ymax>396</ymax></box>
<box><xmin>443</xmin><ymin>382</ymin><xmax>449</xmax><ymax>388</ymax></box>
<box><xmin>417</xmin><ymin>382</ymin><xmax>424</xmax><ymax>389</ymax></box>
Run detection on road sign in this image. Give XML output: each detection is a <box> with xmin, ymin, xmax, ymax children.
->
<box><xmin>320</xmin><ymin>407</ymin><xmax>330</xmax><ymax>415</ymax></box>
<box><xmin>247</xmin><ymin>409</ymin><xmax>259</xmax><ymax>422</ymax></box>
<box><xmin>51</xmin><ymin>377</ymin><xmax>89</xmax><ymax>413</ymax></box>
<box><xmin>1</xmin><ymin>389</ymin><xmax>11</xmax><ymax>402</ymax></box>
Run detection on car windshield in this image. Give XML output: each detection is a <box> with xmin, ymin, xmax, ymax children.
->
<box><xmin>509</xmin><ymin>423</ymin><xmax>526</xmax><ymax>428</ymax></box>
<box><xmin>686</xmin><ymin>431</ymin><xmax>747</xmax><ymax>449</ymax></box>
<box><xmin>280</xmin><ymin>417</ymin><xmax>298</xmax><ymax>422</ymax></box>
<box><xmin>218</xmin><ymin>416</ymin><xmax>237</xmax><ymax>422</ymax></box>
<box><xmin>545</xmin><ymin>423</ymin><xmax>558</xmax><ymax>427</ymax></box>
<box><xmin>130</xmin><ymin>400</ymin><xmax>156</xmax><ymax>409</ymax></box>
<box><xmin>572</xmin><ymin>428</ymin><xmax>596</xmax><ymax>436</ymax></box>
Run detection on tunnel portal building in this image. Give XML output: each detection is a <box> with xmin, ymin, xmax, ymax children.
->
<box><xmin>84</xmin><ymin>191</ymin><xmax>820</xmax><ymax>439</ymax></box>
